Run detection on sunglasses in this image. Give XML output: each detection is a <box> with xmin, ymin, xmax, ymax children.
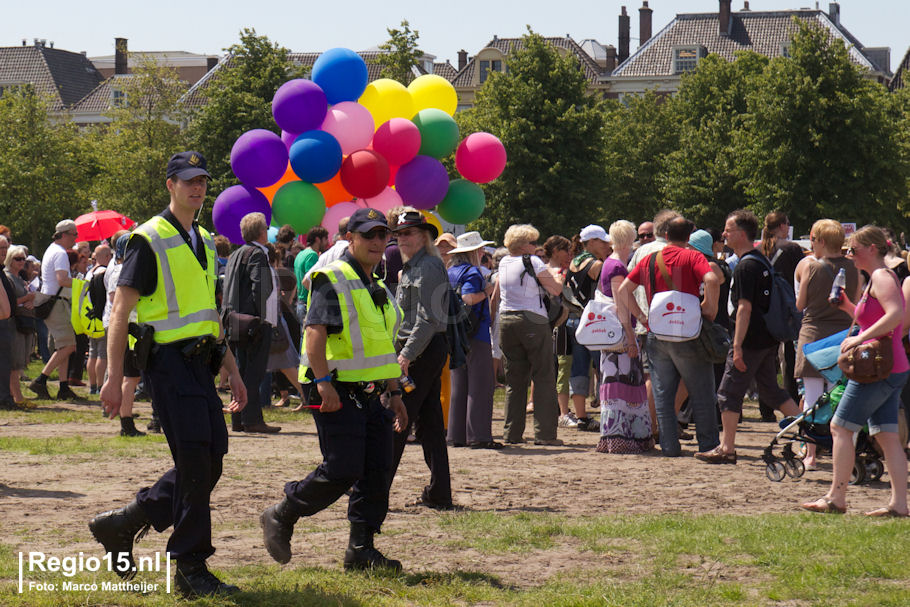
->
<box><xmin>12</xmin><ymin>256</ymin><xmax>25</xmax><ymax>261</ymax></box>
<box><xmin>846</xmin><ymin>246</ymin><xmax>855</xmax><ymax>255</ymax></box>
<box><xmin>360</xmin><ymin>229</ymin><xmax>390</xmax><ymax>241</ymax></box>
<box><xmin>638</xmin><ymin>232</ymin><xmax>654</xmax><ymax>239</ymax></box>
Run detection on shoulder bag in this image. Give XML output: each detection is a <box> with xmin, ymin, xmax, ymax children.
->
<box><xmin>646</xmin><ymin>251</ymin><xmax>702</xmax><ymax>342</ymax></box>
<box><xmin>575</xmin><ymin>290</ymin><xmax>625</xmax><ymax>351</ymax></box>
<box><xmin>33</xmin><ymin>287</ymin><xmax>63</xmax><ymax>320</ymax></box>
<box><xmin>521</xmin><ymin>255</ymin><xmax>568</xmax><ymax>329</ymax></box>
<box><xmin>837</xmin><ymin>273</ymin><xmax>897</xmax><ymax>384</ymax></box>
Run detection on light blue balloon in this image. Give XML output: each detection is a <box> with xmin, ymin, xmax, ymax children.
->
<box><xmin>267</xmin><ymin>225</ymin><xmax>279</xmax><ymax>242</ymax></box>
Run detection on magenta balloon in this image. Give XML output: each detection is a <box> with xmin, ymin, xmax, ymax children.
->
<box><xmin>394</xmin><ymin>155</ymin><xmax>449</xmax><ymax>210</ymax></box>
<box><xmin>362</xmin><ymin>186</ymin><xmax>403</xmax><ymax>214</ymax></box>
<box><xmin>230</xmin><ymin>129</ymin><xmax>288</xmax><ymax>187</ymax></box>
<box><xmin>321</xmin><ymin>201</ymin><xmax>360</xmax><ymax>240</ymax></box>
<box><xmin>455</xmin><ymin>132</ymin><xmax>507</xmax><ymax>184</ymax></box>
<box><xmin>321</xmin><ymin>102</ymin><xmax>374</xmax><ymax>156</ymax></box>
<box><xmin>281</xmin><ymin>129</ymin><xmax>300</xmax><ymax>151</ymax></box>
<box><xmin>272</xmin><ymin>79</ymin><xmax>328</xmax><ymax>134</ymax></box>
<box><xmin>212</xmin><ymin>185</ymin><xmax>272</xmax><ymax>245</ymax></box>
<box><xmin>372</xmin><ymin>118</ymin><xmax>421</xmax><ymax>166</ymax></box>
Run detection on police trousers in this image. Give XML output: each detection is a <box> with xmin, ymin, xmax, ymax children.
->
<box><xmin>284</xmin><ymin>387</ymin><xmax>395</xmax><ymax>532</ymax></box>
<box><xmin>134</xmin><ymin>344</ymin><xmax>229</xmax><ymax>564</ymax></box>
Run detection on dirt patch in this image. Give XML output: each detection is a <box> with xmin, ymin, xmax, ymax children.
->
<box><xmin>0</xmin><ymin>396</ymin><xmax>897</xmax><ymax>588</ymax></box>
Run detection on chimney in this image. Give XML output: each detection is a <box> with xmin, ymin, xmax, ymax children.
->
<box><xmin>457</xmin><ymin>49</ymin><xmax>468</xmax><ymax>71</ymax></box>
<box><xmin>829</xmin><ymin>2</ymin><xmax>840</xmax><ymax>26</ymax></box>
<box><xmin>742</xmin><ymin>1</ymin><xmax>750</xmax><ymax>10</ymax></box>
<box><xmin>605</xmin><ymin>45</ymin><xmax>617</xmax><ymax>73</ymax></box>
<box><xmin>639</xmin><ymin>1</ymin><xmax>653</xmax><ymax>47</ymax></box>
<box><xmin>206</xmin><ymin>56</ymin><xmax>218</xmax><ymax>71</ymax></box>
<box><xmin>719</xmin><ymin>0</ymin><xmax>732</xmax><ymax>36</ymax></box>
<box><xmin>21</xmin><ymin>39</ymin><xmax>26</xmax><ymax>46</ymax></box>
<box><xmin>618</xmin><ymin>6</ymin><xmax>630</xmax><ymax>63</ymax></box>
<box><xmin>114</xmin><ymin>37</ymin><xmax>128</xmax><ymax>75</ymax></box>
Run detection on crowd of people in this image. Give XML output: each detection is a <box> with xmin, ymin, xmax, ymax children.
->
<box><xmin>4</xmin><ymin>154</ymin><xmax>910</xmax><ymax>594</ymax></box>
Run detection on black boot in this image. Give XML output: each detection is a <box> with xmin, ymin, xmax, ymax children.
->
<box><xmin>175</xmin><ymin>561</ymin><xmax>239</xmax><ymax>598</ymax></box>
<box><xmin>28</xmin><ymin>379</ymin><xmax>50</xmax><ymax>400</ymax></box>
<box><xmin>260</xmin><ymin>498</ymin><xmax>299</xmax><ymax>564</ymax></box>
<box><xmin>343</xmin><ymin>522</ymin><xmax>401</xmax><ymax>572</ymax></box>
<box><xmin>88</xmin><ymin>501</ymin><xmax>151</xmax><ymax>580</ymax></box>
<box><xmin>120</xmin><ymin>416</ymin><xmax>146</xmax><ymax>437</ymax></box>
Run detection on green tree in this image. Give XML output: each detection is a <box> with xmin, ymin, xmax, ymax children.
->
<box><xmin>373</xmin><ymin>20</ymin><xmax>423</xmax><ymax>84</ymax></box>
<box><xmin>86</xmin><ymin>57</ymin><xmax>188</xmax><ymax>222</ymax></box>
<box><xmin>601</xmin><ymin>91</ymin><xmax>679</xmax><ymax>226</ymax></box>
<box><xmin>185</xmin><ymin>28</ymin><xmax>302</xmax><ymax>218</ymax></box>
<box><xmin>735</xmin><ymin>20</ymin><xmax>907</xmax><ymax>231</ymax></box>
<box><xmin>456</xmin><ymin>31</ymin><xmax>607</xmax><ymax>240</ymax></box>
<box><xmin>0</xmin><ymin>88</ymin><xmax>92</xmax><ymax>251</ymax></box>
<box><xmin>662</xmin><ymin>52</ymin><xmax>768</xmax><ymax>228</ymax></box>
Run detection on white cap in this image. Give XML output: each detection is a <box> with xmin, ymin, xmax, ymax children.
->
<box><xmin>579</xmin><ymin>224</ymin><xmax>609</xmax><ymax>243</ymax></box>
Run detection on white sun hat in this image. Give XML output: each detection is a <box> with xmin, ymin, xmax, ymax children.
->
<box><xmin>449</xmin><ymin>231</ymin><xmax>495</xmax><ymax>254</ymax></box>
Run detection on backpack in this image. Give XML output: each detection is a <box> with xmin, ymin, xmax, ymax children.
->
<box><xmin>740</xmin><ymin>252</ymin><xmax>802</xmax><ymax>343</ymax></box>
<box><xmin>452</xmin><ymin>265</ymin><xmax>482</xmax><ymax>340</ymax></box>
<box><xmin>445</xmin><ymin>283</ymin><xmax>472</xmax><ymax>369</ymax></box>
<box><xmin>521</xmin><ymin>255</ymin><xmax>568</xmax><ymax>328</ymax></box>
<box><xmin>565</xmin><ymin>257</ymin><xmax>597</xmax><ymax>309</ymax></box>
<box><xmin>87</xmin><ymin>270</ymin><xmax>108</xmax><ymax>321</ymax></box>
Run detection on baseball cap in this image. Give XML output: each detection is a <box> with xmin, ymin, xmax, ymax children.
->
<box><xmin>347</xmin><ymin>208</ymin><xmax>389</xmax><ymax>234</ymax></box>
<box><xmin>579</xmin><ymin>224</ymin><xmax>609</xmax><ymax>243</ymax></box>
<box><xmin>166</xmin><ymin>151</ymin><xmax>211</xmax><ymax>180</ymax></box>
<box><xmin>55</xmin><ymin>219</ymin><xmax>77</xmax><ymax>236</ymax></box>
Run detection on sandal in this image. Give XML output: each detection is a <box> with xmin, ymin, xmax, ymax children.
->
<box><xmin>801</xmin><ymin>497</ymin><xmax>846</xmax><ymax>514</ymax></box>
<box><xmin>694</xmin><ymin>446</ymin><xmax>737</xmax><ymax>464</ymax></box>
<box><xmin>864</xmin><ymin>507</ymin><xmax>909</xmax><ymax>518</ymax></box>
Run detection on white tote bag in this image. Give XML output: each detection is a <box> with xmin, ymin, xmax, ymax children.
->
<box><xmin>575</xmin><ymin>291</ymin><xmax>625</xmax><ymax>351</ymax></box>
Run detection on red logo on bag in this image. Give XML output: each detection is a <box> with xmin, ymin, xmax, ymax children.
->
<box><xmin>661</xmin><ymin>303</ymin><xmax>686</xmax><ymax>317</ymax></box>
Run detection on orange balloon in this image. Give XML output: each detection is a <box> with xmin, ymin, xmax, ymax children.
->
<box><xmin>316</xmin><ymin>171</ymin><xmax>353</xmax><ymax>207</ymax></box>
<box><xmin>258</xmin><ymin>163</ymin><xmax>299</xmax><ymax>204</ymax></box>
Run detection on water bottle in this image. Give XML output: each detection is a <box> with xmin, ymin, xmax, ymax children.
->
<box><xmin>828</xmin><ymin>268</ymin><xmax>846</xmax><ymax>305</ymax></box>
<box><xmin>399</xmin><ymin>375</ymin><xmax>416</xmax><ymax>393</ymax></box>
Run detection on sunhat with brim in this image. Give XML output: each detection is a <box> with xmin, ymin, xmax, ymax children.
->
<box><xmin>688</xmin><ymin>229</ymin><xmax>714</xmax><ymax>256</ymax></box>
<box><xmin>449</xmin><ymin>231</ymin><xmax>495</xmax><ymax>254</ymax></box>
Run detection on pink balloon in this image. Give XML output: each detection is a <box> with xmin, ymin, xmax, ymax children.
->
<box><xmin>321</xmin><ymin>201</ymin><xmax>360</xmax><ymax>240</ymax></box>
<box><xmin>362</xmin><ymin>187</ymin><xmax>403</xmax><ymax>214</ymax></box>
<box><xmin>455</xmin><ymin>132</ymin><xmax>507</xmax><ymax>184</ymax></box>
<box><xmin>321</xmin><ymin>102</ymin><xmax>374</xmax><ymax>156</ymax></box>
<box><xmin>372</xmin><ymin>118</ymin><xmax>421</xmax><ymax>166</ymax></box>
<box><xmin>281</xmin><ymin>130</ymin><xmax>300</xmax><ymax>151</ymax></box>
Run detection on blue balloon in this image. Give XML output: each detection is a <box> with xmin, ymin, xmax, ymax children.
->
<box><xmin>289</xmin><ymin>130</ymin><xmax>343</xmax><ymax>184</ymax></box>
<box><xmin>267</xmin><ymin>225</ymin><xmax>279</xmax><ymax>241</ymax></box>
<box><xmin>312</xmin><ymin>48</ymin><xmax>368</xmax><ymax>105</ymax></box>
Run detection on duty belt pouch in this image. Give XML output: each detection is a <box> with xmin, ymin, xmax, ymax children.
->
<box><xmin>128</xmin><ymin>322</ymin><xmax>155</xmax><ymax>371</ymax></box>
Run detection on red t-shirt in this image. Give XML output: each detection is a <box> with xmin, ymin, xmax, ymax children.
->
<box><xmin>627</xmin><ymin>245</ymin><xmax>711</xmax><ymax>300</ymax></box>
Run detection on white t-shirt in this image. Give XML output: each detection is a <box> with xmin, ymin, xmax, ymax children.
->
<box><xmin>103</xmin><ymin>262</ymin><xmax>123</xmax><ymax>328</ymax></box>
<box><xmin>40</xmin><ymin>242</ymin><xmax>71</xmax><ymax>297</ymax></box>
<box><xmin>498</xmin><ymin>255</ymin><xmax>547</xmax><ymax>317</ymax></box>
<box><xmin>303</xmin><ymin>239</ymin><xmax>350</xmax><ymax>285</ymax></box>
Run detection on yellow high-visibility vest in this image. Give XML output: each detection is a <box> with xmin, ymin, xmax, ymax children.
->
<box><xmin>70</xmin><ymin>277</ymin><xmax>105</xmax><ymax>338</ymax></box>
<box><xmin>132</xmin><ymin>216</ymin><xmax>218</xmax><ymax>344</ymax></box>
<box><xmin>299</xmin><ymin>259</ymin><xmax>401</xmax><ymax>383</ymax></box>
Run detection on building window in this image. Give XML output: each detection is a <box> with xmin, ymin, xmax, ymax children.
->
<box><xmin>479</xmin><ymin>59</ymin><xmax>502</xmax><ymax>83</ymax></box>
<box><xmin>0</xmin><ymin>81</ymin><xmax>28</xmax><ymax>97</ymax></box>
<box><xmin>780</xmin><ymin>41</ymin><xmax>791</xmax><ymax>58</ymax></box>
<box><xmin>111</xmin><ymin>88</ymin><xmax>125</xmax><ymax>106</ymax></box>
<box><xmin>673</xmin><ymin>46</ymin><xmax>706</xmax><ymax>74</ymax></box>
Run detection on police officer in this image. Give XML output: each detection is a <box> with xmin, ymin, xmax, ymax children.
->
<box><xmin>88</xmin><ymin>151</ymin><xmax>248</xmax><ymax>598</ymax></box>
<box><xmin>260</xmin><ymin>207</ymin><xmax>408</xmax><ymax>571</ymax></box>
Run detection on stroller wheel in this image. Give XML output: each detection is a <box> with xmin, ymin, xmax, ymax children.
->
<box><xmin>866</xmin><ymin>458</ymin><xmax>884</xmax><ymax>482</ymax></box>
<box><xmin>784</xmin><ymin>458</ymin><xmax>806</xmax><ymax>478</ymax></box>
<box><xmin>850</xmin><ymin>459</ymin><xmax>866</xmax><ymax>485</ymax></box>
<box><xmin>765</xmin><ymin>461</ymin><xmax>786</xmax><ymax>482</ymax></box>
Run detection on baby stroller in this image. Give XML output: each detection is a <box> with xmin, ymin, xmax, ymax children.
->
<box><xmin>761</xmin><ymin>378</ymin><xmax>887</xmax><ymax>484</ymax></box>
<box><xmin>762</xmin><ymin>328</ymin><xmax>891</xmax><ymax>484</ymax></box>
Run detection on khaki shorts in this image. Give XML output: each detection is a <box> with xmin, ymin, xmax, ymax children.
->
<box><xmin>46</xmin><ymin>298</ymin><xmax>76</xmax><ymax>349</ymax></box>
<box><xmin>89</xmin><ymin>336</ymin><xmax>107</xmax><ymax>360</ymax></box>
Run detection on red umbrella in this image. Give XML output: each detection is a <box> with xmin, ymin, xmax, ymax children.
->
<box><xmin>75</xmin><ymin>210</ymin><xmax>136</xmax><ymax>242</ymax></box>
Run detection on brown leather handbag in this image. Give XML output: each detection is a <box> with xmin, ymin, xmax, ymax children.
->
<box><xmin>837</xmin><ymin>276</ymin><xmax>896</xmax><ymax>384</ymax></box>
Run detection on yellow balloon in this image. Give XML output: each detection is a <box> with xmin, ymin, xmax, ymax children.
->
<box><xmin>358</xmin><ymin>79</ymin><xmax>415</xmax><ymax>130</ymax></box>
<box><xmin>408</xmin><ymin>74</ymin><xmax>458</xmax><ymax>116</ymax></box>
<box><xmin>421</xmin><ymin>210</ymin><xmax>443</xmax><ymax>235</ymax></box>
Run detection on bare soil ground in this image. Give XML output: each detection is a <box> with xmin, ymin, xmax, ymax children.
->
<box><xmin>0</xmin><ymin>394</ymin><xmax>898</xmax><ymax>588</ymax></box>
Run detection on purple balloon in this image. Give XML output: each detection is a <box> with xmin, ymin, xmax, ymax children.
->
<box><xmin>394</xmin><ymin>155</ymin><xmax>450</xmax><ymax>210</ymax></box>
<box><xmin>212</xmin><ymin>185</ymin><xmax>272</xmax><ymax>245</ymax></box>
<box><xmin>230</xmin><ymin>129</ymin><xmax>288</xmax><ymax>188</ymax></box>
<box><xmin>272</xmin><ymin>79</ymin><xmax>328</xmax><ymax>134</ymax></box>
<box><xmin>281</xmin><ymin>129</ymin><xmax>300</xmax><ymax>151</ymax></box>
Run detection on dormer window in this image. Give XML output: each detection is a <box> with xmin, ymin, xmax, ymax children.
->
<box><xmin>110</xmin><ymin>88</ymin><xmax>125</xmax><ymax>106</ymax></box>
<box><xmin>479</xmin><ymin>59</ymin><xmax>502</xmax><ymax>83</ymax></box>
<box><xmin>780</xmin><ymin>41</ymin><xmax>792</xmax><ymax>58</ymax></box>
<box><xmin>673</xmin><ymin>46</ymin><xmax>706</xmax><ymax>74</ymax></box>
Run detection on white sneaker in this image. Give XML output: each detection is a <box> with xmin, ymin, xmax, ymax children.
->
<box><xmin>558</xmin><ymin>413</ymin><xmax>579</xmax><ymax>428</ymax></box>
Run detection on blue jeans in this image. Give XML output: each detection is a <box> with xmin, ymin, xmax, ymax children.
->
<box><xmin>296</xmin><ymin>300</ymin><xmax>307</xmax><ymax>327</ymax></box>
<box><xmin>833</xmin><ymin>370</ymin><xmax>910</xmax><ymax>435</ymax></box>
<box><xmin>565</xmin><ymin>316</ymin><xmax>600</xmax><ymax>396</ymax></box>
<box><xmin>645</xmin><ymin>333</ymin><xmax>719</xmax><ymax>456</ymax></box>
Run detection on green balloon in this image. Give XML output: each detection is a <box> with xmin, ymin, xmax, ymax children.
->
<box><xmin>412</xmin><ymin>109</ymin><xmax>460</xmax><ymax>159</ymax></box>
<box><xmin>437</xmin><ymin>179</ymin><xmax>485</xmax><ymax>225</ymax></box>
<box><xmin>272</xmin><ymin>181</ymin><xmax>326</xmax><ymax>234</ymax></box>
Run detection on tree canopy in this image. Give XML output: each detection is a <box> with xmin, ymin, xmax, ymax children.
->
<box><xmin>373</xmin><ymin>20</ymin><xmax>423</xmax><ymax>85</ymax></box>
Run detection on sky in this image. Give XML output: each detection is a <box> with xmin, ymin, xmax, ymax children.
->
<box><xmin>4</xmin><ymin>1</ymin><xmax>907</xmax><ymax>71</ymax></box>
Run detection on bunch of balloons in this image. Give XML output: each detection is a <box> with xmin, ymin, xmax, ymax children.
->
<box><xmin>213</xmin><ymin>47</ymin><xmax>507</xmax><ymax>243</ymax></box>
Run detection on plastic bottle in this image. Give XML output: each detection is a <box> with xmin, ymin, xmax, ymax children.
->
<box><xmin>828</xmin><ymin>267</ymin><xmax>846</xmax><ymax>305</ymax></box>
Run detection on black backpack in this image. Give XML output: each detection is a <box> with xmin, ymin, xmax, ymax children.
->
<box><xmin>445</xmin><ymin>283</ymin><xmax>472</xmax><ymax>369</ymax></box>
<box><xmin>452</xmin><ymin>265</ymin><xmax>482</xmax><ymax>340</ymax></box>
<box><xmin>741</xmin><ymin>252</ymin><xmax>802</xmax><ymax>343</ymax></box>
<box><xmin>87</xmin><ymin>270</ymin><xmax>108</xmax><ymax>321</ymax></box>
